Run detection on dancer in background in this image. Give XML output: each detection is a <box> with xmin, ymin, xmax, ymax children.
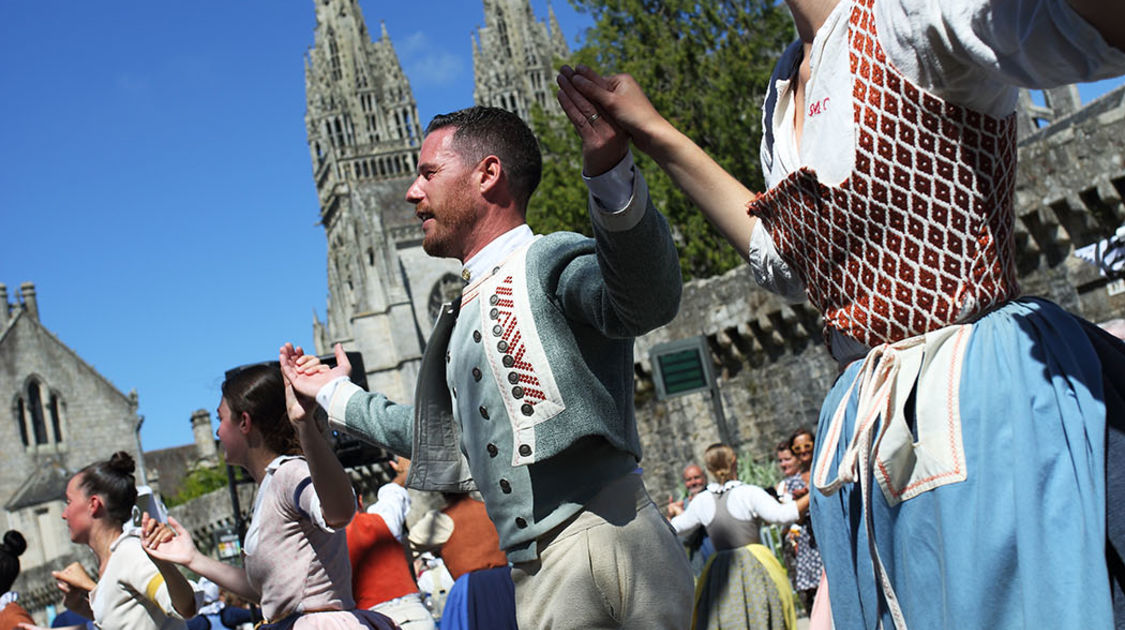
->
<box><xmin>0</xmin><ymin>530</ymin><xmax>32</xmax><ymax>630</ymax></box>
<box><xmin>141</xmin><ymin>361</ymin><xmax>395</xmax><ymax>630</ymax></box>
<box><xmin>784</xmin><ymin>429</ymin><xmax>821</xmax><ymax>612</ymax></box>
<box><xmin>669</xmin><ymin>444</ymin><xmax>809</xmax><ymax>629</ymax></box>
<box><xmin>21</xmin><ymin>452</ymin><xmax>200</xmax><ymax>630</ymax></box>
<box><xmin>347</xmin><ymin>457</ymin><xmax>434</xmax><ymax>630</ymax></box>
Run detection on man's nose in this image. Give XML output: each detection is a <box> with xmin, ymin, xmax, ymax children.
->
<box><xmin>405</xmin><ymin>179</ymin><xmax>423</xmax><ymax>203</ymax></box>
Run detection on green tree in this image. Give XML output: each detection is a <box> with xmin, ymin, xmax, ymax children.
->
<box><xmin>528</xmin><ymin>0</ymin><xmax>794</xmax><ymax>279</ymax></box>
<box><xmin>165</xmin><ymin>458</ymin><xmax>230</xmax><ymax>507</ymax></box>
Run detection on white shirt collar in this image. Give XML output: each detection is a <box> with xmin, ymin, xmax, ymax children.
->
<box><xmin>108</xmin><ymin>528</ymin><xmax>135</xmax><ymax>552</ymax></box>
<box><xmin>264</xmin><ymin>454</ymin><xmax>302</xmax><ymax>475</ymax></box>
<box><xmin>707</xmin><ymin>480</ymin><xmax>744</xmax><ymax>494</ymax></box>
<box><xmin>462</xmin><ymin>224</ymin><xmax>534</xmax><ymax>284</ymax></box>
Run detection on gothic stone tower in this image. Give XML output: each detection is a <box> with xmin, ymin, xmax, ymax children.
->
<box><xmin>473</xmin><ymin>0</ymin><xmax>570</xmax><ymax>122</ymax></box>
<box><xmin>304</xmin><ymin>0</ymin><xmax>459</xmax><ymax>402</ymax></box>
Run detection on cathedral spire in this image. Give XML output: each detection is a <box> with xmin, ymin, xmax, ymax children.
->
<box><xmin>304</xmin><ymin>0</ymin><xmax>439</xmax><ymax>403</ymax></box>
<box><xmin>305</xmin><ymin>0</ymin><xmax>421</xmax><ymax>224</ymax></box>
<box><xmin>548</xmin><ymin>3</ymin><xmax>569</xmax><ymax>55</ymax></box>
<box><xmin>473</xmin><ymin>0</ymin><xmax>569</xmax><ymax>122</ymax></box>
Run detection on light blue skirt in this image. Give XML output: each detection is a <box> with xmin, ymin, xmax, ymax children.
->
<box><xmin>811</xmin><ymin>298</ymin><xmax>1112</xmax><ymax>629</ymax></box>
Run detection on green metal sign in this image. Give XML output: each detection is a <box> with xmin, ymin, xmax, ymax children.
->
<box><xmin>651</xmin><ymin>337</ymin><xmax>714</xmax><ymax>399</ymax></box>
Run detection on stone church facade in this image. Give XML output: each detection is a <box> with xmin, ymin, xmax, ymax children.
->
<box><xmin>0</xmin><ymin>283</ymin><xmax>148</xmax><ymax>617</ymax></box>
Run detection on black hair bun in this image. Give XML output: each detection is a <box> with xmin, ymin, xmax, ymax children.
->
<box><xmin>1</xmin><ymin>531</ymin><xmax>26</xmax><ymax>557</ymax></box>
<box><xmin>108</xmin><ymin>451</ymin><xmax>136</xmax><ymax>476</ymax></box>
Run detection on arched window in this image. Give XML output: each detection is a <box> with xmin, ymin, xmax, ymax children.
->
<box><xmin>498</xmin><ymin>19</ymin><xmax>511</xmax><ymax>56</ymax></box>
<box><xmin>13</xmin><ymin>377</ymin><xmax>65</xmax><ymax>448</ymax></box>
<box><xmin>428</xmin><ymin>274</ymin><xmax>464</xmax><ymax>323</ymax></box>
<box><xmin>26</xmin><ymin>382</ymin><xmax>47</xmax><ymax>445</ymax></box>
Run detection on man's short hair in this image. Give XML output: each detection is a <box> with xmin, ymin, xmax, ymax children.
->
<box><xmin>425</xmin><ymin>106</ymin><xmax>543</xmax><ymax>210</ymax></box>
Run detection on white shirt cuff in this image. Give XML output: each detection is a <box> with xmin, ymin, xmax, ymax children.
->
<box><xmin>316</xmin><ymin>377</ymin><xmax>362</xmax><ymax>430</ymax></box>
<box><xmin>584</xmin><ymin>150</ymin><xmax>636</xmax><ymax>213</ymax></box>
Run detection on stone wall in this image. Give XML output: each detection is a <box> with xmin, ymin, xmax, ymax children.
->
<box><xmin>634</xmin><ymin>86</ymin><xmax>1125</xmax><ymax>503</ymax></box>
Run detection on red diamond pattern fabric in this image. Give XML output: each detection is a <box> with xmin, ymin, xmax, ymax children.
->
<box><xmin>748</xmin><ymin>0</ymin><xmax>1020</xmax><ymax>350</ymax></box>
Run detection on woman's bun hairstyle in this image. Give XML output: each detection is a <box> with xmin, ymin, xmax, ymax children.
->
<box><xmin>77</xmin><ymin>451</ymin><xmax>138</xmax><ymax>526</ymax></box>
<box><xmin>0</xmin><ymin>530</ymin><xmax>26</xmax><ymax>593</ymax></box>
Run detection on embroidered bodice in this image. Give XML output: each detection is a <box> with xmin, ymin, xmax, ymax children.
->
<box><xmin>748</xmin><ymin>0</ymin><xmax>1020</xmax><ymax>350</ymax></box>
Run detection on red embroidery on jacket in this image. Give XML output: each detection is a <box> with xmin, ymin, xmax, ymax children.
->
<box><xmin>494</xmin><ymin>277</ymin><xmax>546</xmax><ymax>404</ymax></box>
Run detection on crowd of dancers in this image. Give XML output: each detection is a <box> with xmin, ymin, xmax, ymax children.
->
<box><xmin>3</xmin><ymin>0</ymin><xmax>1124</xmax><ymax>627</ymax></box>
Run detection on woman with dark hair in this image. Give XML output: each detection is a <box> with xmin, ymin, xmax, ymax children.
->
<box><xmin>773</xmin><ymin>442</ymin><xmax>801</xmax><ymax>501</ymax></box>
<box><xmin>20</xmin><ymin>452</ymin><xmax>199</xmax><ymax>630</ymax></box>
<box><xmin>783</xmin><ymin>429</ymin><xmax>822</xmax><ymax>613</ymax></box>
<box><xmin>668</xmin><ymin>443</ymin><xmax>809</xmax><ymax>629</ymax></box>
<box><xmin>0</xmin><ymin>530</ymin><xmax>33</xmax><ymax>629</ymax></box>
<box><xmin>142</xmin><ymin>355</ymin><xmax>396</xmax><ymax>629</ymax></box>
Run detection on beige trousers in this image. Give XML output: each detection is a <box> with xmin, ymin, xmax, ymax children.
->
<box><xmin>510</xmin><ymin>473</ymin><xmax>693</xmax><ymax>629</ymax></box>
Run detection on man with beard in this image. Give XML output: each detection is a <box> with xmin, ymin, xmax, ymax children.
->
<box><xmin>281</xmin><ymin>105</ymin><xmax>691</xmax><ymax>629</ymax></box>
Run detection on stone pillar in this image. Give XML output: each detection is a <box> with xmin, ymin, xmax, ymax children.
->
<box><xmin>191</xmin><ymin>409</ymin><xmax>218</xmax><ymax>463</ymax></box>
<box><xmin>0</xmin><ymin>284</ymin><xmax>8</xmax><ymax>327</ymax></box>
<box><xmin>17</xmin><ymin>394</ymin><xmax>29</xmax><ymax>448</ymax></box>
<box><xmin>20</xmin><ymin>283</ymin><xmax>38</xmax><ymax>322</ymax></box>
<box><xmin>1045</xmin><ymin>85</ymin><xmax>1082</xmax><ymax>120</ymax></box>
<box><xmin>39</xmin><ymin>381</ymin><xmax>56</xmax><ymax>444</ymax></box>
<box><xmin>56</xmin><ymin>395</ymin><xmax>67</xmax><ymax>443</ymax></box>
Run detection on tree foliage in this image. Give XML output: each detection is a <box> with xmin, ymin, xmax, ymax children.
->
<box><xmin>165</xmin><ymin>459</ymin><xmax>230</xmax><ymax>507</ymax></box>
<box><xmin>528</xmin><ymin>0</ymin><xmax>795</xmax><ymax>279</ymax></box>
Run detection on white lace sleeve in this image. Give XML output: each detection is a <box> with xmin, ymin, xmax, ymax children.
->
<box><xmin>748</xmin><ymin>222</ymin><xmax>807</xmax><ymax>303</ymax></box>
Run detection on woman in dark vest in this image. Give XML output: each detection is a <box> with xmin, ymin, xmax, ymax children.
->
<box><xmin>668</xmin><ymin>443</ymin><xmax>808</xmax><ymax>630</ymax></box>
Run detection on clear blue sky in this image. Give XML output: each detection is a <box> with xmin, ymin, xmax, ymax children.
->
<box><xmin>0</xmin><ymin>1</ymin><xmax>594</xmax><ymax>452</ymax></box>
<box><xmin>2</xmin><ymin>3</ymin><xmax>1122</xmax><ymax>453</ymax></box>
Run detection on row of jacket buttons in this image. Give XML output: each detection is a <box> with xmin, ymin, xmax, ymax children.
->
<box><xmin>471</xmin><ymin>283</ymin><xmax>533</xmax><ymax>532</ymax></box>
<box><xmin>486</xmin><ymin>443</ymin><xmax>532</xmax><ymax>458</ymax></box>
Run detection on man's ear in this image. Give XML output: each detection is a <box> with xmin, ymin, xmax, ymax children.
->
<box><xmin>478</xmin><ymin>155</ymin><xmax>503</xmax><ymax>195</ymax></box>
